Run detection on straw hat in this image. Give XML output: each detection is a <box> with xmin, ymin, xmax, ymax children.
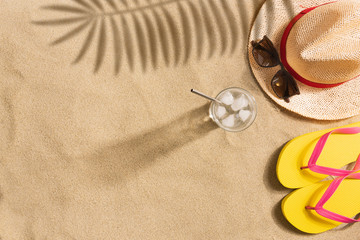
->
<box><xmin>248</xmin><ymin>0</ymin><xmax>360</xmax><ymax>120</ymax></box>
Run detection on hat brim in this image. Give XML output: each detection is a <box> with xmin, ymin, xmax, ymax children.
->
<box><xmin>248</xmin><ymin>0</ymin><xmax>360</xmax><ymax>120</ymax></box>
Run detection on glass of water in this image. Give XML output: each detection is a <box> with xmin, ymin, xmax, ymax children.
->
<box><xmin>209</xmin><ymin>87</ymin><xmax>257</xmax><ymax>132</ymax></box>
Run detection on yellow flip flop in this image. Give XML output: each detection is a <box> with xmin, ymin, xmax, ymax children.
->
<box><xmin>277</xmin><ymin>122</ymin><xmax>360</xmax><ymax>189</ymax></box>
<box><xmin>282</xmin><ymin>172</ymin><xmax>360</xmax><ymax>234</ymax></box>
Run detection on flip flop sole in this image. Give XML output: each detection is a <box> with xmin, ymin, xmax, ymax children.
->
<box><xmin>277</xmin><ymin>122</ymin><xmax>360</xmax><ymax>189</ymax></box>
<box><xmin>282</xmin><ymin>179</ymin><xmax>360</xmax><ymax>234</ymax></box>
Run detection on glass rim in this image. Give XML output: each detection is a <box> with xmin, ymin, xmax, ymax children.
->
<box><xmin>210</xmin><ymin>87</ymin><xmax>257</xmax><ymax>132</ymax></box>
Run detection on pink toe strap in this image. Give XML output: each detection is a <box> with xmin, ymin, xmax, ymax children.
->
<box><xmin>302</xmin><ymin>127</ymin><xmax>360</xmax><ymax>176</ymax></box>
<box><xmin>306</xmin><ymin>173</ymin><xmax>360</xmax><ymax>224</ymax></box>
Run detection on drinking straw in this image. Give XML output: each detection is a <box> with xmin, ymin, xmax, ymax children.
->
<box><xmin>191</xmin><ymin>89</ymin><xmax>223</xmax><ymax>105</ymax></box>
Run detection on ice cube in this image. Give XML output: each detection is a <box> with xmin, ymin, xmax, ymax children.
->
<box><xmin>221</xmin><ymin>114</ymin><xmax>235</xmax><ymax>127</ymax></box>
<box><xmin>231</xmin><ymin>94</ymin><xmax>249</xmax><ymax>111</ymax></box>
<box><xmin>220</xmin><ymin>91</ymin><xmax>234</xmax><ymax>105</ymax></box>
<box><xmin>239</xmin><ymin>110</ymin><xmax>251</xmax><ymax>122</ymax></box>
<box><xmin>215</xmin><ymin>106</ymin><xmax>226</xmax><ymax>118</ymax></box>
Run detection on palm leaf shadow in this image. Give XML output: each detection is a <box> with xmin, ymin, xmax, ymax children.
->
<box><xmin>33</xmin><ymin>0</ymin><xmax>241</xmax><ymax>74</ymax></box>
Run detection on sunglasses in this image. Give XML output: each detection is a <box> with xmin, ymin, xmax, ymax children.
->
<box><xmin>251</xmin><ymin>35</ymin><xmax>300</xmax><ymax>103</ymax></box>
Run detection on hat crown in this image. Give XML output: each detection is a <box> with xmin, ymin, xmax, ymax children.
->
<box><xmin>286</xmin><ymin>0</ymin><xmax>360</xmax><ymax>84</ymax></box>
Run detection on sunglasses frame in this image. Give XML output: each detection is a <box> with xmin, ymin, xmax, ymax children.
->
<box><xmin>251</xmin><ymin>35</ymin><xmax>300</xmax><ymax>102</ymax></box>
<box><xmin>251</xmin><ymin>35</ymin><xmax>280</xmax><ymax>68</ymax></box>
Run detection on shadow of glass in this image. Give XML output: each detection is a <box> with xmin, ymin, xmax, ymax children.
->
<box><xmin>85</xmin><ymin>104</ymin><xmax>217</xmax><ymax>184</ymax></box>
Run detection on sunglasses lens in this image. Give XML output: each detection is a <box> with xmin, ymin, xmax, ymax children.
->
<box><xmin>252</xmin><ymin>49</ymin><xmax>278</xmax><ymax>67</ymax></box>
<box><xmin>271</xmin><ymin>70</ymin><xmax>300</xmax><ymax>102</ymax></box>
<box><xmin>252</xmin><ymin>36</ymin><xmax>300</xmax><ymax>102</ymax></box>
<box><xmin>252</xmin><ymin>37</ymin><xmax>279</xmax><ymax>67</ymax></box>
